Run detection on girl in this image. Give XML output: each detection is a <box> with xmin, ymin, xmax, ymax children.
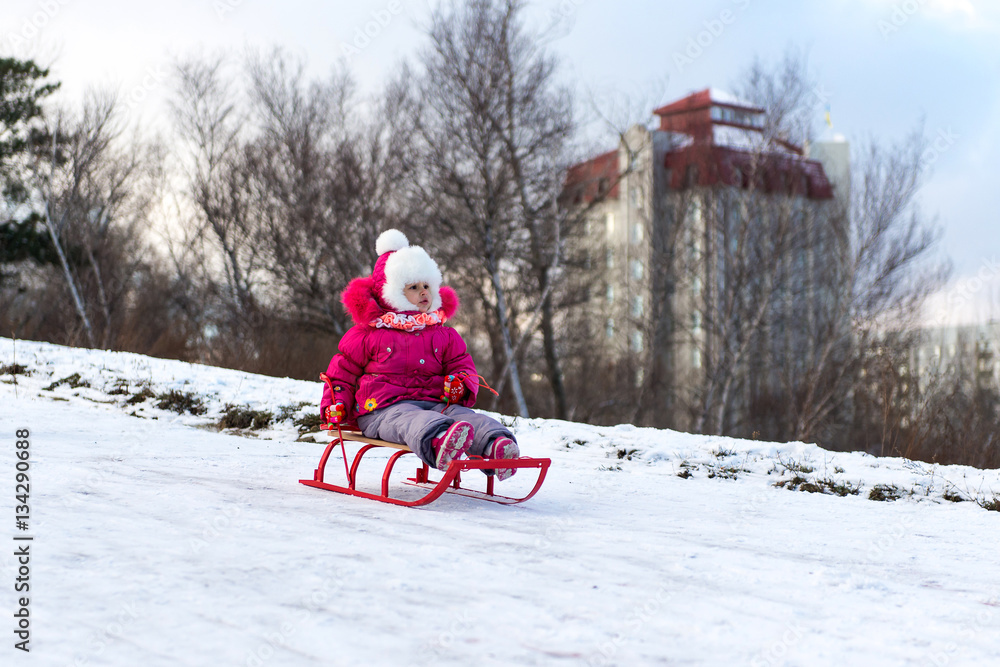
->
<box><xmin>320</xmin><ymin>229</ymin><xmax>520</xmax><ymax>479</ymax></box>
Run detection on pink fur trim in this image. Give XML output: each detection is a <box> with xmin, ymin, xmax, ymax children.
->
<box><xmin>440</xmin><ymin>286</ymin><xmax>459</xmax><ymax>319</ymax></box>
<box><xmin>341</xmin><ymin>276</ymin><xmax>384</xmax><ymax>325</ymax></box>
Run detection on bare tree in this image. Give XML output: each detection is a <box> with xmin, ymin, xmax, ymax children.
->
<box><xmin>25</xmin><ymin>89</ymin><xmax>160</xmax><ymax>349</ymax></box>
<box><xmin>728</xmin><ymin>50</ymin><xmax>949</xmax><ymax>445</ymax></box>
<box><xmin>244</xmin><ymin>48</ymin><xmax>414</xmax><ymax>337</ymax></box>
<box><xmin>169</xmin><ymin>54</ymin><xmax>262</xmax><ymax>330</ymax></box>
<box><xmin>411</xmin><ymin>0</ymin><xmax>584</xmax><ymax>418</ymax></box>
<box><xmin>784</xmin><ymin>132</ymin><xmax>950</xmax><ymax>444</ymax></box>
<box><xmin>168</xmin><ymin>50</ymin><xmax>420</xmax><ymax>374</ymax></box>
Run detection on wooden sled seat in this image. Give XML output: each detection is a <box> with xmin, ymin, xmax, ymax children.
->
<box><xmin>334</xmin><ymin>430</ymin><xmax>414</xmax><ymax>451</ymax></box>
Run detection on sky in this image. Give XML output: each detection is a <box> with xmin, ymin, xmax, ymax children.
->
<box><xmin>3</xmin><ymin>0</ymin><xmax>999</xmax><ymax>325</ymax></box>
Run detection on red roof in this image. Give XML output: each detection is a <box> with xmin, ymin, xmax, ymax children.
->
<box><xmin>563</xmin><ymin>149</ymin><xmax>620</xmax><ymax>203</ymax></box>
<box><xmin>563</xmin><ymin>88</ymin><xmax>834</xmax><ymax>203</ymax></box>
<box><xmin>652</xmin><ymin>88</ymin><xmax>764</xmax><ymax>117</ymax></box>
<box><xmin>663</xmin><ymin>144</ymin><xmax>833</xmax><ymax>199</ymax></box>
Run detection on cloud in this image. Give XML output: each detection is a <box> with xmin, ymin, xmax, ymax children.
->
<box><xmin>863</xmin><ymin>0</ymin><xmax>973</xmax><ymax>16</ymax></box>
<box><xmin>861</xmin><ymin>0</ymin><xmax>1000</xmax><ymax>31</ymax></box>
<box><xmin>926</xmin><ymin>0</ymin><xmax>977</xmax><ymax>18</ymax></box>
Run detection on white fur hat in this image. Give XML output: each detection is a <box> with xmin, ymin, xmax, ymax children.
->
<box><xmin>372</xmin><ymin>229</ymin><xmax>443</xmax><ymax>312</ymax></box>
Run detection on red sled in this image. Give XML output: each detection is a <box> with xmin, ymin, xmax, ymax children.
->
<box><xmin>299</xmin><ymin>422</ymin><xmax>551</xmax><ymax>506</ymax></box>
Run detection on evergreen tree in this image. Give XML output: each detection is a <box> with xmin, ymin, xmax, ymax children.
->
<box><xmin>1</xmin><ymin>57</ymin><xmax>61</xmax><ymax>277</ymax></box>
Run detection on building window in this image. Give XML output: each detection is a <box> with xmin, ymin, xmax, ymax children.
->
<box><xmin>692</xmin><ymin>310</ymin><xmax>702</xmax><ymax>334</ymax></box>
<box><xmin>606</xmin><ymin>318</ymin><xmax>614</xmax><ymax>339</ymax></box>
<box><xmin>630</xmin><ymin>259</ymin><xmax>644</xmax><ymax>280</ymax></box>
<box><xmin>606</xmin><ymin>284</ymin><xmax>614</xmax><ymax>302</ymax></box>
<box><xmin>686</xmin><ymin>198</ymin><xmax>702</xmax><ymax>224</ymax></box>
<box><xmin>631</xmin><ymin>220</ymin><xmax>644</xmax><ymax>244</ymax></box>
<box><xmin>693</xmin><ymin>348</ymin><xmax>702</xmax><ymax>369</ymax></box>
<box><xmin>606</xmin><ymin>248</ymin><xmax>615</xmax><ymax>269</ymax></box>
<box><xmin>631</xmin><ymin>330</ymin><xmax>644</xmax><ymax>352</ymax></box>
<box><xmin>711</xmin><ymin>106</ymin><xmax>764</xmax><ymax>128</ymax></box>
<box><xmin>631</xmin><ymin>295</ymin><xmax>644</xmax><ymax>318</ymax></box>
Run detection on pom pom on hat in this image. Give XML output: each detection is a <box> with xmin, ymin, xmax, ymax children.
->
<box><xmin>376</xmin><ymin>229</ymin><xmax>409</xmax><ymax>256</ymax></box>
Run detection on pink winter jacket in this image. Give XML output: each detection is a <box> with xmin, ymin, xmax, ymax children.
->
<box><xmin>320</xmin><ymin>277</ymin><xmax>479</xmax><ymax>423</ymax></box>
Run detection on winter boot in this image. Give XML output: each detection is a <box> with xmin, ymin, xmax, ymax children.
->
<box><xmin>431</xmin><ymin>421</ymin><xmax>475</xmax><ymax>471</ymax></box>
<box><xmin>486</xmin><ymin>436</ymin><xmax>519</xmax><ymax>481</ymax></box>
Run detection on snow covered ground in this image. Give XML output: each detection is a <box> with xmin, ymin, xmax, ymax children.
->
<box><xmin>2</xmin><ymin>337</ymin><xmax>999</xmax><ymax>666</ymax></box>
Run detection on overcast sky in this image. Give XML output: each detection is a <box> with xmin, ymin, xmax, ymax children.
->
<box><xmin>4</xmin><ymin>0</ymin><xmax>999</xmax><ymax>324</ymax></box>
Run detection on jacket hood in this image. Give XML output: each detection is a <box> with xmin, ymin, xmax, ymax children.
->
<box><xmin>342</xmin><ymin>276</ymin><xmax>459</xmax><ymax>326</ymax></box>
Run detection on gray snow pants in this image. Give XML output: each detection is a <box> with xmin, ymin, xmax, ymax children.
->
<box><xmin>356</xmin><ymin>400</ymin><xmax>514</xmax><ymax>468</ymax></box>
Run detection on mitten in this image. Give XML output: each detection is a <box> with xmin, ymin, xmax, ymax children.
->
<box><xmin>442</xmin><ymin>373</ymin><xmax>467</xmax><ymax>403</ymax></box>
<box><xmin>324</xmin><ymin>402</ymin><xmax>346</xmax><ymax>425</ymax></box>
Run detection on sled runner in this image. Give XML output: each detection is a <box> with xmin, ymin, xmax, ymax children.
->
<box><xmin>299</xmin><ymin>424</ymin><xmax>551</xmax><ymax>506</ymax></box>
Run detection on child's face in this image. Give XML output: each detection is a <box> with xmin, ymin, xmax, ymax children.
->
<box><xmin>404</xmin><ymin>282</ymin><xmax>432</xmax><ymax>312</ymax></box>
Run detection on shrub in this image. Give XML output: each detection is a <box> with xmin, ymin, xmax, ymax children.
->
<box><xmin>774</xmin><ymin>475</ymin><xmax>824</xmax><ymax>493</ymax></box>
<box><xmin>869</xmin><ymin>484</ymin><xmax>904</xmax><ymax>502</ymax></box>
<box><xmin>707</xmin><ymin>464</ymin><xmax>747</xmax><ymax>480</ymax></box>
<box><xmin>773</xmin><ymin>456</ymin><xmax>814</xmax><ymax>475</ymax></box>
<box><xmin>294</xmin><ymin>412</ymin><xmax>322</xmax><ymax>434</ymax></box>
<box><xmin>44</xmin><ymin>373</ymin><xmax>90</xmax><ymax>390</ymax></box>
<box><xmin>219</xmin><ymin>405</ymin><xmax>273</xmax><ymax>430</ymax></box>
<box><xmin>126</xmin><ymin>387</ymin><xmax>156</xmax><ymax>405</ymax></box>
<box><xmin>774</xmin><ymin>475</ymin><xmax>861</xmax><ymax>496</ymax></box>
<box><xmin>155</xmin><ymin>390</ymin><xmax>206</xmax><ymax>415</ymax></box>
<box><xmin>276</xmin><ymin>401</ymin><xmax>312</xmax><ymax>422</ymax></box>
<box><xmin>978</xmin><ymin>497</ymin><xmax>1000</xmax><ymax>512</ymax></box>
<box><xmin>107</xmin><ymin>379</ymin><xmax>131</xmax><ymax>395</ymax></box>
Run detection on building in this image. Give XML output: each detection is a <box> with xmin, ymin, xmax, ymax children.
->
<box><xmin>912</xmin><ymin>322</ymin><xmax>1000</xmax><ymax>390</ymax></box>
<box><xmin>564</xmin><ymin>88</ymin><xmax>850</xmax><ymax>433</ymax></box>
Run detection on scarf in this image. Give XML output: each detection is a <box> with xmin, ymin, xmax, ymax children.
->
<box><xmin>371</xmin><ymin>309</ymin><xmax>447</xmax><ymax>332</ymax></box>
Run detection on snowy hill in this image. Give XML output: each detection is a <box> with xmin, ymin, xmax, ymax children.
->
<box><xmin>2</xmin><ymin>337</ymin><xmax>999</xmax><ymax>666</ymax></box>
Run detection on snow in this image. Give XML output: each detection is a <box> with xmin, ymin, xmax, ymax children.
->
<box><xmin>708</xmin><ymin>88</ymin><xmax>753</xmax><ymax>109</ymax></box>
<box><xmin>711</xmin><ymin>125</ymin><xmax>803</xmax><ymax>157</ymax></box>
<box><xmin>2</xmin><ymin>337</ymin><xmax>999</xmax><ymax>666</ymax></box>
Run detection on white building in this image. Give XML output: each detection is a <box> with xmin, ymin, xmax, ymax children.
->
<box><xmin>564</xmin><ymin>88</ymin><xmax>850</xmax><ymax>432</ymax></box>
